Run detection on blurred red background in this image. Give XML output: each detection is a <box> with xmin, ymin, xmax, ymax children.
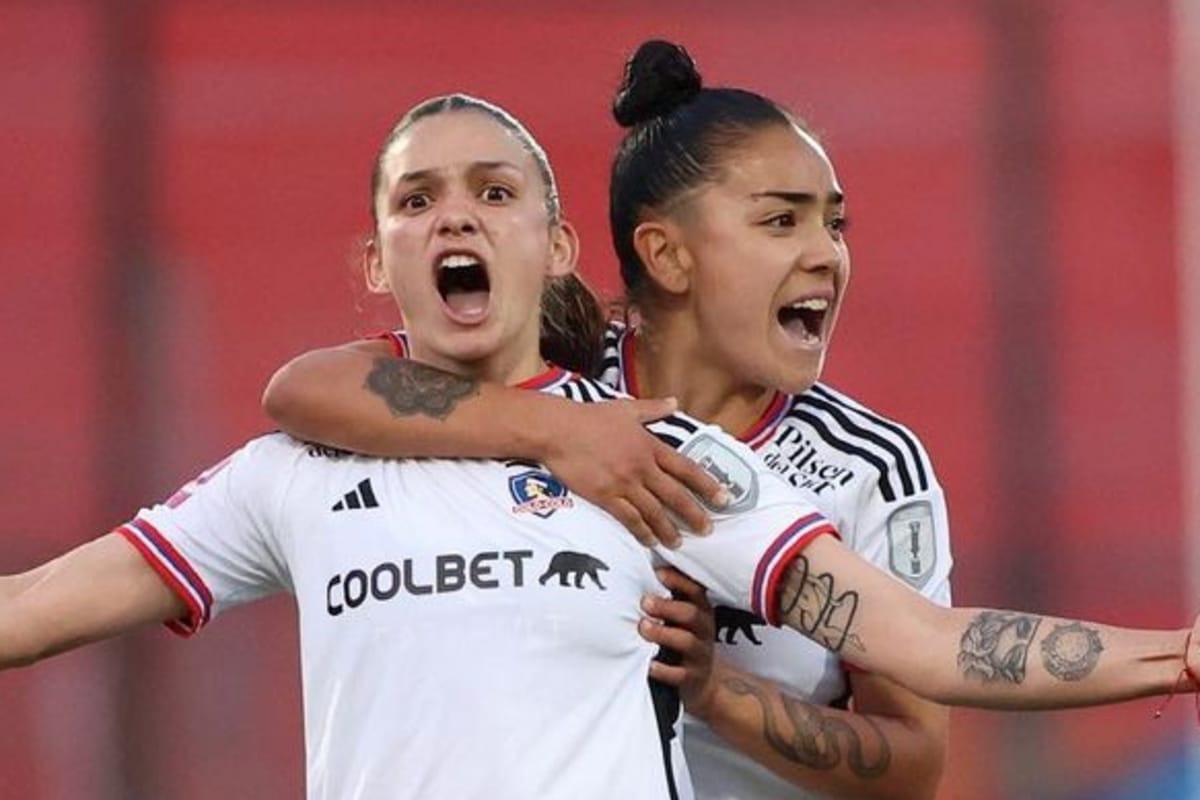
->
<box><xmin>2</xmin><ymin>1</ymin><xmax>1196</xmax><ymax>798</ymax></box>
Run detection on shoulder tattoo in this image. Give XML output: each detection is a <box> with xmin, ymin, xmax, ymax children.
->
<box><xmin>364</xmin><ymin>357</ymin><xmax>480</xmax><ymax>420</ymax></box>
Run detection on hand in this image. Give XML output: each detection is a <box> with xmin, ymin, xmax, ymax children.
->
<box><xmin>1187</xmin><ymin>615</ymin><xmax>1200</xmax><ymax>686</ymax></box>
<box><xmin>541</xmin><ymin>397</ymin><xmax>728</xmax><ymax>548</ymax></box>
<box><xmin>639</xmin><ymin>567</ymin><xmax>719</xmax><ymax>718</ymax></box>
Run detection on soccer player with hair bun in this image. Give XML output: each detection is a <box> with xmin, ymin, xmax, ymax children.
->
<box><xmin>5</xmin><ymin>69</ymin><xmax>1199</xmax><ymax>800</ymax></box>
<box><xmin>263</xmin><ymin>40</ymin><xmax>1200</xmax><ymax>799</ymax></box>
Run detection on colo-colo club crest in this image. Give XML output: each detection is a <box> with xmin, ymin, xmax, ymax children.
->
<box><xmin>509</xmin><ymin>465</ymin><xmax>574</xmax><ymax>518</ymax></box>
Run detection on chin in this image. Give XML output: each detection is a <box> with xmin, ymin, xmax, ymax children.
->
<box><xmin>428</xmin><ymin>327</ymin><xmax>504</xmax><ymax>364</ymax></box>
<box><xmin>772</xmin><ymin>356</ymin><xmax>825</xmax><ymax>395</ymax></box>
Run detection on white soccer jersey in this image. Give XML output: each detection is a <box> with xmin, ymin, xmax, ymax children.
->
<box><xmin>599</xmin><ymin>321</ymin><xmax>953</xmax><ymax>800</ymax></box>
<box><xmin>116</xmin><ymin>366</ymin><xmax>837</xmax><ymax>800</ymax></box>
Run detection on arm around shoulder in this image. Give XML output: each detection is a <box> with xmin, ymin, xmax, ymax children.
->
<box><xmin>263</xmin><ymin>339</ymin><xmax>571</xmax><ymax>458</ymax></box>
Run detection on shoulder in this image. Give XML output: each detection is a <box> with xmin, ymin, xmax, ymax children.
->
<box><xmin>231</xmin><ymin>432</ymin><xmax>378</xmax><ymax>480</ymax></box>
<box><xmin>245</xmin><ymin>430</ymin><xmax>313</xmax><ymax>458</ymax></box>
<box><xmin>551</xmin><ymin>374</ymin><xmax>632</xmax><ymax>404</ymax></box>
<box><xmin>370</xmin><ymin>329</ymin><xmax>409</xmax><ymax>358</ymax></box>
<box><xmin>782</xmin><ymin>382</ymin><xmax>938</xmax><ymax>501</ymax></box>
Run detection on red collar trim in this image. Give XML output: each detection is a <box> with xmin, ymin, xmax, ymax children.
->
<box><xmin>742</xmin><ymin>391</ymin><xmax>789</xmax><ymax>447</ymax></box>
<box><xmin>517</xmin><ymin>365</ymin><xmax>572</xmax><ymax>391</ymax></box>
<box><xmin>370</xmin><ymin>330</ymin><xmax>408</xmax><ymax>358</ymax></box>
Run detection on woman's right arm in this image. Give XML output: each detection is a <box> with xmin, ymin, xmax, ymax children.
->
<box><xmin>0</xmin><ymin>533</ymin><xmax>184</xmax><ymax>669</ymax></box>
<box><xmin>263</xmin><ymin>341</ymin><xmax>725</xmax><ymax>546</ymax></box>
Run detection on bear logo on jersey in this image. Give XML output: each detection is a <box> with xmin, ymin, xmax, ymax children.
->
<box><xmin>508</xmin><ymin>468</ymin><xmax>574</xmax><ymax>518</ymax></box>
<box><xmin>538</xmin><ymin>551</ymin><xmax>609</xmax><ymax>590</ymax></box>
<box><xmin>680</xmin><ymin>434</ymin><xmax>759</xmax><ymax>512</ymax></box>
<box><xmin>714</xmin><ymin>606</ymin><xmax>766</xmax><ymax>645</ymax></box>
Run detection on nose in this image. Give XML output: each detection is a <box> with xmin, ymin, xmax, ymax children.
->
<box><xmin>800</xmin><ymin>222</ymin><xmax>844</xmax><ymax>274</ymax></box>
<box><xmin>436</xmin><ymin>194</ymin><xmax>479</xmax><ymax>237</ymax></box>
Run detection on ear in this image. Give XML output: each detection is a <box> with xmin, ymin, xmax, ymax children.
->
<box><xmin>632</xmin><ymin>219</ymin><xmax>692</xmax><ymax>295</ymax></box>
<box><xmin>362</xmin><ymin>238</ymin><xmax>390</xmax><ymax>294</ymax></box>
<box><xmin>546</xmin><ymin>219</ymin><xmax>581</xmax><ymax>278</ymax></box>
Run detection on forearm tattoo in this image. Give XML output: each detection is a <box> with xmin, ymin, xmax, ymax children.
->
<box><xmin>778</xmin><ymin>556</ymin><xmax>862</xmax><ymax>654</ymax></box>
<box><xmin>364</xmin><ymin>357</ymin><xmax>480</xmax><ymax>420</ymax></box>
<box><xmin>958</xmin><ymin>611</ymin><xmax>1043</xmax><ymax>684</ymax></box>
<box><xmin>1040</xmin><ymin>621</ymin><xmax>1104</xmax><ymax>681</ymax></box>
<box><xmin>724</xmin><ymin>674</ymin><xmax>890</xmax><ymax>779</ymax></box>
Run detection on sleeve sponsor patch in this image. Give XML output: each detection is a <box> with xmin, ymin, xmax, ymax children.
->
<box><xmin>680</xmin><ymin>433</ymin><xmax>759</xmax><ymax>513</ymax></box>
<box><xmin>886</xmin><ymin>500</ymin><xmax>936</xmax><ymax>588</ymax></box>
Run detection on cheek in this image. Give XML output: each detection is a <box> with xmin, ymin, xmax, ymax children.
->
<box><xmin>499</xmin><ymin>217</ymin><xmax>555</xmax><ymax>280</ymax></box>
<box><xmin>693</xmin><ymin>265</ymin><xmax>760</xmax><ymax>336</ymax></box>
<box><xmin>376</xmin><ymin>256</ymin><xmax>429</xmax><ymax>307</ymax></box>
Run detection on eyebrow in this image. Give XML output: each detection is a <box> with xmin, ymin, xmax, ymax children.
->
<box><xmin>749</xmin><ymin>190</ymin><xmax>845</xmax><ymax>206</ymax></box>
<box><xmin>394</xmin><ymin>160</ymin><xmax>524</xmax><ymax>185</ymax></box>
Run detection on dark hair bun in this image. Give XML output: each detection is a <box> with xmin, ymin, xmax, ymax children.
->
<box><xmin>612</xmin><ymin>40</ymin><xmax>702</xmax><ymax>127</ymax></box>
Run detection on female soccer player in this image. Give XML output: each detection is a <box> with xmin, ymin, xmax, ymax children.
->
<box><xmin>3</xmin><ymin>92</ymin><xmax>1198</xmax><ymax>800</ymax></box>
<box><xmin>258</xmin><ymin>41</ymin><xmax>1170</xmax><ymax>800</ymax></box>
<box><xmin>0</xmin><ymin>93</ymin><xmax>786</xmax><ymax>800</ymax></box>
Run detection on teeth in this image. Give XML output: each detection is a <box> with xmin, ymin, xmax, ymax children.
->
<box><xmin>440</xmin><ymin>254</ymin><xmax>481</xmax><ymax>269</ymax></box>
<box><xmin>787</xmin><ymin>298</ymin><xmax>829</xmax><ymax>311</ymax></box>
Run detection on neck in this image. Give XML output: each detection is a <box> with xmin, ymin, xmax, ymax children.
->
<box><xmin>632</xmin><ymin>311</ymin><xmax>777</xmax><ymax>438</ymax></box>
<box><xmin>407</xmin><ymin>331</ymin><xmax>549</xmax><ymax>387</ymax></box>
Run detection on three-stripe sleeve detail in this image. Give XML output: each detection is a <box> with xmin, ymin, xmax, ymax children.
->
<box><xmin>117</xmin><ymin>517</ymin><xmax>214</xmax><ymax>637</ymax></box>
<box><xmin>750</xmin><ymin>513</ymin><xmax>840</xmax><ymax>626</ymax></box>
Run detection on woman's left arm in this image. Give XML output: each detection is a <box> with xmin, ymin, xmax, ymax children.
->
<box><xmin>779</xmin><ymin>534</ymin><xmax>1192</xmax><ymax>709</ymax></box>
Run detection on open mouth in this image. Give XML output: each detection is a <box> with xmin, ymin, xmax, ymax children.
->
<box><xmin>436</xmin><ymin>253</ymin><xmax>491</xmax><ymax>320</ymax></box>
<box><xmin>777</xmin><ymin>297</ymin><xmax>829</xmax><ymax>346</ymax></box>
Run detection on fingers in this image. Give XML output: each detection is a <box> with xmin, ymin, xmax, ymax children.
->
<box><xmin>626</xmin><ymin>485</ymin><xmax>681</xmax><ymax>549</ymax></box>
<box><xmin>629</xmin><ymin>396</ymin><xmax>678</xmax><ymax>423</ymax></box>
<box><xmin>645</xmin><ymin>466</ymin><xmax>711</xmax><ymax>536</ymax></box>
<box><xmin>640</xmin><ymin>590</ymin><xmax>719</xmax><ymax>715</ymax></box>
<box><xmin>647</xmin><ymin>660</ymin><xmax>688</xmax><ymax>687</ymax></box>
<box><xmin>1187</xmin><ymin>622</ymin><xmax>1200</xmax><ymax>685</ymax></box>
<box><xmin>654</xmin><ymin>567</ymin><xmax>711</xmax><ymax>610</ymax></box>
<box><xmin>656</xmin><ymin>445</ymin><xmax>730</xmax><ymax>514</ymax></box>
<box><xmin>642</xmin><ymin>586</ymin><xmax>713</xmax><ymax>639</ymax></box>
<box><xmin>607</xmin><ymin>498</ymin><xmax>659</xmax><ymax>549</ymax></box>
<box><xmin>657</xmin><ymin>563</ymin><xmax>710</xmax><ymax>618</ymax></box>
<box><xmin>638</xmin><ymin>616</ymin><xmax>705</xmax><ymax>654</ymax></box>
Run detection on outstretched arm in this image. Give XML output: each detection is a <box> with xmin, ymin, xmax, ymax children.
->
<box><xmin>263</xmin><ymin>341</ymin><xmax>726</xmax><ymax>546</ymax></box>
<box><xmin>0</xmin><ymin>533</ymin><xmax>185</xmax><ymax>669</ymax></box>
<box><xmin>780</xmin><ymin>534</ymin><xmax>1193</xmax><ymax>709</ymax></box>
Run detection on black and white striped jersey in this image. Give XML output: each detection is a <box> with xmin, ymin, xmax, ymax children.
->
<box><xmin>116</xmin><ymin>364</ymin><xmax>836</xmax><ymax>800</ymax></box>
<box><xmin>600</xmin><ymin>321</ymin><xmax>953</xmax><ymax>800</ymax></box>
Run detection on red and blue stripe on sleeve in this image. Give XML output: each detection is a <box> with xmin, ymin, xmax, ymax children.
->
<box><xmin>116</xmin><ymin>517</ymin><xmax>214</xmax><ymax>637</ymax></box>
<box><xmin>751</xmin><ymin>512</ymin><xmax>839</xmax><ymax>626</ymax></box>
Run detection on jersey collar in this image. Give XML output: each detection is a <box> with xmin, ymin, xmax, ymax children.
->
<box><xmin>517</xmin><ymin>365</ymin><xmax>573</xmax><ymax>392</ymax></box>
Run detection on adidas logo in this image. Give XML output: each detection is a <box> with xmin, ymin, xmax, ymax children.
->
<box><xmin>332</xmin><ymin>479</ymin><xmax>379</xmax><ymax>512</ymax></box>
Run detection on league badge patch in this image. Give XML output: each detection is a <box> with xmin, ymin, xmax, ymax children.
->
<box><xmin>887</xmin><ymin>500</ymin><xmax>936</xmax><ymax>588</ymax></box>
<box><xmin>509</xmin><ymin>469</ymin><xmax>574</xmax><ymax>518</ymax></box>
<box><xmin>680</xmin><ymin>433</ymin><xmax>759</xmax><ymax>513</ymax></box>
